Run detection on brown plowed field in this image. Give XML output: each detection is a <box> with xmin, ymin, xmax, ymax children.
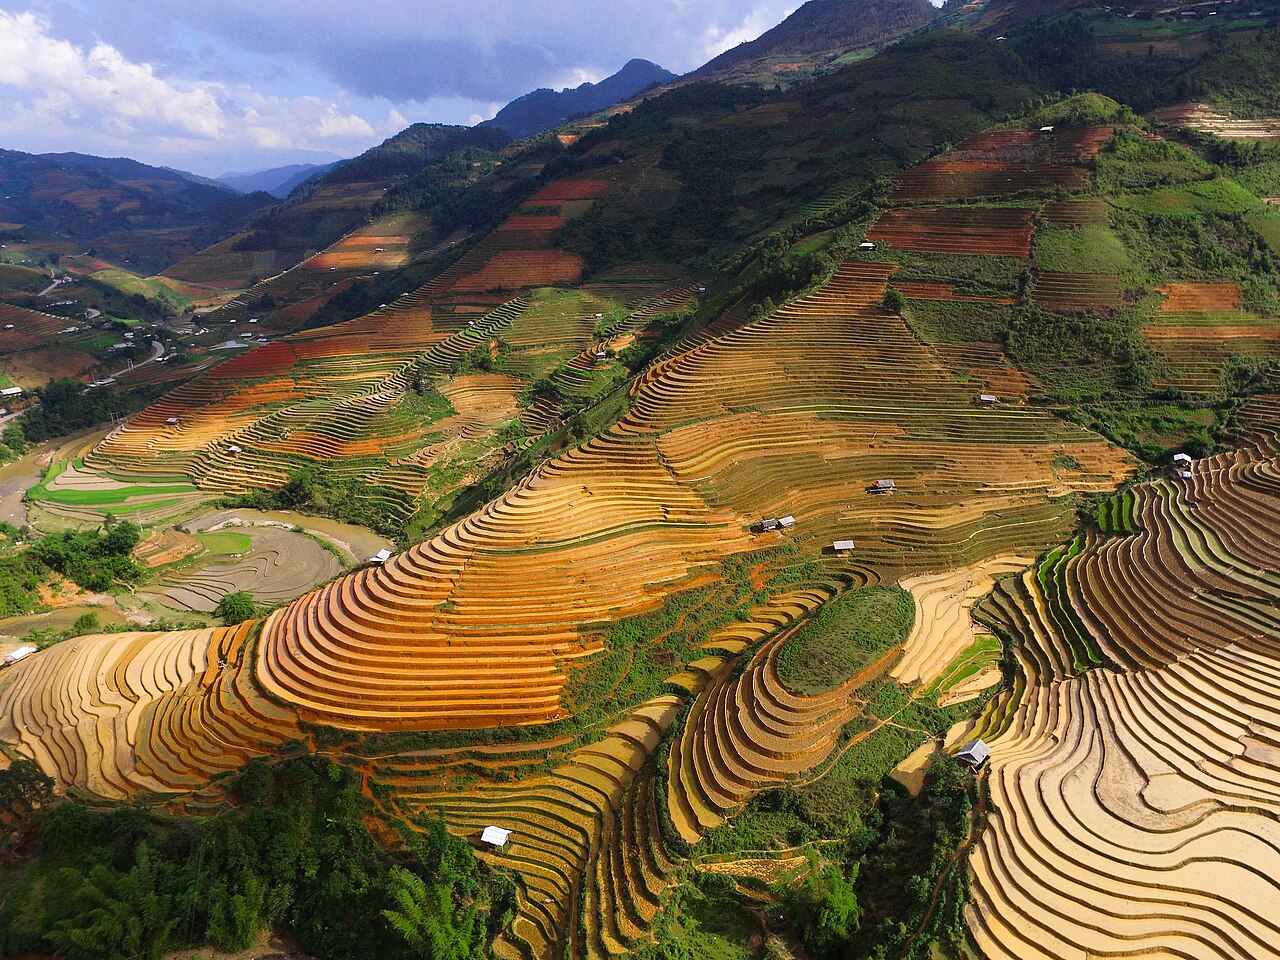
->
<box><xmin>1158</xmin><ymin>282</ymin><xmax>1243</xmax><ymax>313</ymax></box>
<box><xmin>869</xmin><ymin>206</ymin><xmax>1035</xmax><ymax>256</ymax></box>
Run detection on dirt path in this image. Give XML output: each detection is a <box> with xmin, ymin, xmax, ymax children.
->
<box><xmin>897</xmin><ymin>779</ymin><xmax>987</xmax><ymax>959</ymax></box>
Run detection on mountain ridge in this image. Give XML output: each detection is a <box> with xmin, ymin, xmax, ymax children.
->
<box><xmin>480</xmin><ymin>58</ymin><xmax>678</xmax><ymax>140</ymax></box>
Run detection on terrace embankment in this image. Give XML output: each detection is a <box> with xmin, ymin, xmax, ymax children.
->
<box><xmin>967</xmin><ymin>397</ymin><xmax>1280</xmax><ymax>960</ymax></box>
<box><xmin>254</xmin><ymin>260</ymin><xmax>1130</xmax><ymax>731</ymax></box>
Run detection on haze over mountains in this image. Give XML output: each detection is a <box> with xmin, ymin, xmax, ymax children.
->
<box><xmin>217</xmin><ymin>163</ymin><xmax>339</xmax><ymax>198</ymax></box>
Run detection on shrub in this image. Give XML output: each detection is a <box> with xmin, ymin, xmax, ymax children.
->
<box><xmin>214</xmin><ymin>591</ymin><xmax>257</xmax><ymax>626</ymax></box>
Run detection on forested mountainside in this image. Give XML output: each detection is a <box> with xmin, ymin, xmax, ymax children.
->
<box><xmin>0</xmin><ymin>148</ymin><xmax>273</xmax><ymax>273</ymax></box>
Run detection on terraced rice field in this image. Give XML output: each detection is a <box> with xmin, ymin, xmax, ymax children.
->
<box><xmin>1143</xmin><ymin>283</ymin><xmax>1280</xmax><ymax>392</ymax></box>
<box><xmin>890</xmin><ymin>127</ymin><xmax>1110</xmax><ymax>203</ymax></box>
<box><xmin>0</xmin><ymin>621</ymin><xmax>301</xmax><ymax>801</ymax></box>
<box><xmin>1038</xmin><ymin>199</ymin><xmax>1109</xmax><ymax>227</ymax></box>
<box><xmin>1030</xmin><ymin>271</ymin><xmax>1124</xmax><ymax>312</ymax></box>
<box><xmin>967</xmin><ymin>398</ymin><xmax>1280</xmax><ymax>959</ymax></box>
<box><xmin>81</xmin><ymin>180</ymin><xmax>667</xmax><ymax>521</ymax></box>
<box><xmin>0</xmin><ymin>301</ymin><xmax>108</xmax><ymax>386</ymax></box>
<box><xmin>139</xmin><ymin>526</ymin><xmax>342</xmax><ymax>614</ymax></box>
<box><xmin>253</xmin><ymin>261</ymin><xmax>1129</xmax><ymax>731</ymax></box>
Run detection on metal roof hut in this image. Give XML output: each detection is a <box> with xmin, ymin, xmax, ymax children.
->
<box><xmin>165</xmin><ymin>417</ymin><xmax>180</xmax><ymax>425</ymax></box>
<box><xmin>832</xmin><ymin>539</ymin><xmax>856</xmax><ymax>554</ymax></box>
<box><xmin>979</xmin><ymin>393</ymin><xmax>998</xmax><ymax>406</ymax></box>
<box><xmin>868</xmin><ymin>479</ymin><xmax>896</xmax><ymax>494</ymax></box>
<box><xmin>859</xmin><ymin>241</ymin><xmax>877</xmax><ymax>251</ymax></box>
<box><xmin>956</xmin><ymin>738</ymin><xmax>991</xmax><ymax>767</ymax></box>
<box><xmin>369</xmin><ymin>548</ymin><xmax>393</xmax><ymax>565</ymax></box>
<box><xmin>2</xmin><ymin>645</ymin><xmax>38</xmax><ymax>667</ymax></box>
<box><xmin>1173</xmin><ymin>453</ymin><xmax>1194</xmax><ymax>467</ymax></box>
<box><xmin>481</xmin><ymin>826</ymin><xmax>511</xmax><ymax>850</ymax></box>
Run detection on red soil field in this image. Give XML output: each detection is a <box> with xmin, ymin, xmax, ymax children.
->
<box><xmin>528</xmin><ymin>179</ymin><xmax>613</xmax><ymax>203</ymax></box>
<box><xmin>942</xmin><ymin>127</ymin><xmax>1114</xmax><ymax>164</ymax></box>
<box><xmin>869</xmin><ymin>207</ymin><xmax>1034</xmax><ymax>257</ymax></box>
<box><xmin>1158</xmin><ymin>282</ymin><xmax>1243</xmax><ymax>312</ymax></box>
<box><xmin>449</xmin><ymin>251</ymin><xmax>586</xmax><ymax>292</ymax></box>
<box><xmin>498</xmin><ymin>215</ymin><xmax>568</xmax><ymax>232</ymax></box>
<box><xmin>892</xmin><ymin>162</ymin><xmax>1090</xmax><ymax>202</ymax></box>
<box><xmin>894</xmin><ymin>281</ymin><xmax>1014</xmax><ymax>304</ymax></box>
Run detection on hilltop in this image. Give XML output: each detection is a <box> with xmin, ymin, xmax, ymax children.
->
<box><xmin>482</xmin><ymin>59</ymin><xmax>678</xmax><ymax>140</ymax></box>
<box><xmin>688</xmin><ymin>0</ymin><xmax>939</xmax><ymax>85</ymax></box>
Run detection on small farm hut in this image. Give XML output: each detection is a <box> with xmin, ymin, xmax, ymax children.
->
<box><xmin>956</xmin><ymin>739</ymin><xmax>991</xmax><ymax>767</ymax></box>
<box><xmin>370</xmin><ymin>548</ymin><xmax>393</xmax><ymax>565</ymax></box>
<box><xmin>832</xmin><ymin>540</ymin><xmax>856</xmax><ymax>554</ymax></box>
<box><xmin>0</xmin><ymin>386</ymin><xmax>21</xmax><ymax>397</ymax></box>
<box><xmin>1039</xmin><ymin>125</ymin><xmax>1055</xmax><ymax>133</ymax></box>
<box><xmin>868</xmin><ymin>479</ymin><xmax>896</xmax><ymax>494</ymax></box>
<box><xmin>165</xmin><ymin>417</ymin><xmax>180</xmax><ymax>425</ymax></box>
<box><xmin>1180</xmin><ymin>470</ymin><xmax>1193</xmax><ymax>481</ymax></box>
<box><xmin>1173</xmin><ymin>453</ymin><xmax>1193</xmax><ymax>467</ymax></box>
<box><xmin>227</xmin><ymin>445</ymin><xmax>242</xmax><ymax>456</ymax></box>
<box><xmin>979</xmin><ymin>393</ymin><xmax>997</xmax><ymax>406</ymax></box>
<box><xmin>859</xmin><ymin>241</ymin><xmax>877</xmax><ymax>251</ymax></box>
<box><xmin>759</xmin><ymin>516</ymin><xmax>796</xmax><ymax>532</ymax></box>
<box><xmin>481</xmin><ymin>826</ymin><xmax>511</xmax><ymax>850</ymax></box>
<box><xmin>2</xmin><ymin>645</ymin><xmax>37</xmax><ymax>668</ymax></box>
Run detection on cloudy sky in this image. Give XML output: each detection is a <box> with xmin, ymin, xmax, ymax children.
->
<box><xmin>0</xmin><ymin>0</ymin><xmax>820</xmax><ymax>176</ymax></box>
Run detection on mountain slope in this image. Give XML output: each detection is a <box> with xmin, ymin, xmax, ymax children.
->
<box><xmin>164</xmin><ymin>123</ymin><xmax>511</xmax><ymax>293</ymax></box>
<box><xmin>482</xmin><ymin>58</ymin><xmax>678</xmax><ymax>139</ymax></box>
<box><xmin>0</xmin><ymin>149</ymin><xmax>274</xmax><ymax>273</ymax></box>
<box><xmin>688</xmin><ymin>0</ymin><xmax>939</xmax><ymax>84</ymax></box>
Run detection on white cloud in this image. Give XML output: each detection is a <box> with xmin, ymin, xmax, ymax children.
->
<box><xmin>0</xmin><ymin>10</ymin><xmax>388</xmax><ymax>167</ymax></box>
<box><xmin>384</xmin><ymin>108</ymin><xmax>410</xmax><ymax>133</ymax></box>
<box><xmin>703</xmin><ymin>5</ymin><xmax>796</xmax><ymax>60</ymax></box>
<box><xmin>314</xmin><ymin>104</ymin><xmax>375</xmax><ymax>138</ymax></box>
<box><xmin>0</xmin><ymin>11</ymin><xmax>224</xmax><ymax>139</ymax></box>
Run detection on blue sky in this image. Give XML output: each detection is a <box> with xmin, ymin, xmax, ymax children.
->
<box><xmin>0</xmin><ymin>0</ymin><xmax>822</xmax><ymax>175</ymax></box>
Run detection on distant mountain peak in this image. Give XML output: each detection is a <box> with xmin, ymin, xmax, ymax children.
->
<box><xmin>482</xmin><ymin>58</ymin><xmax>678</xmax><ymax>140</ymax></box>
<box><xmin>217</xmin><ymin>162</ymin><xmax>338</xmax><ymax>198</ymax></box>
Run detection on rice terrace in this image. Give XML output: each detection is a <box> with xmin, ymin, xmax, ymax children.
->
<box><xmin>1</xmin><ymin>2</ymin><xmax>1280</xmax><ymax>960</ymax></box>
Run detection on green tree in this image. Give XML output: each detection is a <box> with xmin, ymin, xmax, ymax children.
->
<box><xmin>44</xmin><ymin>844</ymin><xmax>179</xmax><ymax>960</ymax></box>
<box><xmin>381</xmin><ymin>866</ymin><xmax>480</xmax><ymax>960</ymax></box>
<box><xmin>884</xmin><ymin>284</ymin><xmax>906</xmax><ymax>313</ymax></box>
<box><xmin>0</xmin><ymin>759</ymin><xmax>54</xmax><ymax>818</ymax></box>
<box><xmin>214</xmin><ymin>591</ymin><xmax>258</xmax><ymax>625</ymax></box>
<box><xmin>792</xmin><ymin>864</ymin><xmax>861</xmax><ymax>954</ymax></box>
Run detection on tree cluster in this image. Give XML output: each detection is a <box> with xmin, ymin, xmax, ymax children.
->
<box><xmin>0</xmin><ymin>757</ymin><xmax>515</xmax><ymax>960</ymax></box>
